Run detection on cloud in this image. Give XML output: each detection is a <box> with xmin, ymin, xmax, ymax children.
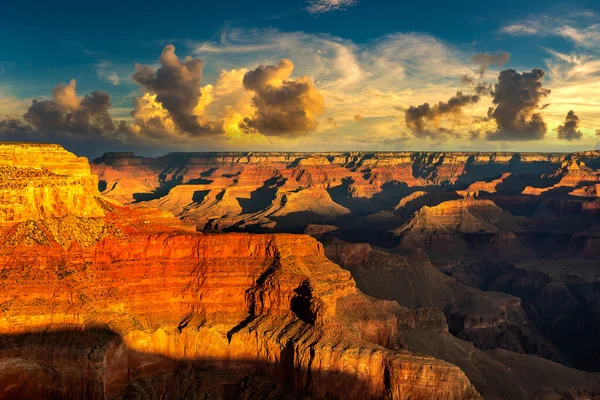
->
<box><xmin>0</xmin><ymin>117</ymin><xmax>36</xmax><ymax>137</ymax></box>
<box><xmin>486</xmin><ymin>68</ymin><xmax>551</xmax><ymax>141</ymax></box>
<box><xmin>23</xmin><ymin>80</ymin><xmax>127</xmax><ymax>136</ymax></box>
<box><xmin>130</xmin><ymin>93</ymin><xmax>178</xmax><ymax>139</ymax></box>
<box><xmin>8</xmin><ymin>23</ymin><xmax>599</xmax><ymax>154</ymax></box>
<box><xmin>555</xmin><ymin>24</ymin><xmax>600</xmax><ymax>49</ymax></box>
<box><xmin>306</xmin><ymin>0</ymin><xmax>358</xmax><ymax>14</ymax></box>
<box><xmin>500</xmin><ymin>13</ymin><xmax>600</xmax><ymax>50</ymax></box>
<box><xmin>51</xmin><ymin>79</ymin><xmax>80</xmax><ymax>111</ymax></box>
<box><xmin>368</xmin><ymin>33</ymin><xmax>469</xmax><ymax>84</ymax></box>
<box><xmin>538</xmin><ymin>41</ymin><xmax>600</xmax><ymax>132</ymax></box>
<box><xmin>556</xmin><ymin>110</ymin><xmax>583</xmax><ymax>141</ymax></box>
<box><xmin>95</xmin><ymin>61</ymin><xmax>132</xmax><ymax>86</ymax></box>
<box><xmin>189</xmin><ymin>29</ymin><xmax>478</xmax><ymax>137</ymax></box>
<box><xmin>132</xmin><ymin>44</ymin><xmax>222</xmax><ymax>135</ymax></box>
<box><xmin>191</xmin><ymin>29</ymin><xmax>363</xmax><ymax>90</ymax></box>
<box><xmin>190</xmin><ymin>29</ymin><xmax>499</xmax><ymax>144</ymax></box>
<box><xmin>500</xmin><ymin>22</ymin><xmax>542</xmax><ymax>36</ymax></box>
<box><xmin>0</xmin><ymin>80</ymin><xmax>132</xmax><ymax>156</ymax></box>
<box><xmin>471</xmin><ymin>52</ymin><xmax>510</xmax><ymax>67</ymax></box>
<box><xmin>470</xmin><ymin>52</ymin><xmax>510</xmax><ymax>77</ymax></box>
<box><xmin>469</xmin><ymin>130</ymin><xmax>481</xmax><ymax>140</ymax></box>
<box><xmin>381</xmin><ymin>132</ymin><xmax>412</xmax><ymax>145</ymax></box>
<box><xmin>461</xmin><ymin>74</ymin><xmax>475</xmax><ymax>85</ymax></box>
<box><xmin>405</xmin><ymin>91</ymin><xmax>480</xmax><ymax>139</ymax></box>
<box><xmin>239</xmin><ymin>59</ymin><xmax>325</xmax><ymax>136</ymax></box>
<box><xmin>474</xmin><ymin>82</ymin><xmax>492</xmax><ymax>96</ymax></box>
<box><xmin>543</xmin><ymin>49</ymin><xmax>600</xmax><ymax>81</ymax></box>
<box><xmin>0</xmin><ymin>89</ymin><xmax>32</xmax><ymax>116</ymax></box>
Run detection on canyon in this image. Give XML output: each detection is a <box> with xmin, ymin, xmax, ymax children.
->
<box><xmin>0</xmin><ymin>143</ymin><xmax>599</xmax><ymax>399</ymax></box>
<box><xmin>92</xmin><ymin>149</ymin><xmax>600</xmax><ymax>396</ymax></box>
<box><xmin>0</xmin><ymin>144</ymin><xmax>481</xmax><ymax>399</ymax></box>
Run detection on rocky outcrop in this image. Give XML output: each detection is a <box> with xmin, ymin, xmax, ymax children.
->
<box><xmin>325</xmin><ymin>241</ymin><xmax>554</xmax><ymax>355</ymax></box>
<box><xmin>91</xmin><ymin>149</ymin><xmax>600</xmax><ymax>380</ymax></box>
<box><xmin>0</xmin><ymin>143</ymin><xmax>105</xmax><ymax>222</ymax></box>
<box><xmin>523</xmin><ymin>159</ymin><xmax>600</xmax><ymax>195</ymax></box>
<box><xmin>394</xmin><ymin>191</ymin><xmax>428</xmax><ymax>210</ymax></box>
<box><xmin>456</xmin><ymin>173</ymin><xmax>511</xmax><ymax>197</ymax></box>
<box><xmin>304</xmin><ymin>224</ymin><xmax>338</xmax><ymax>238</ymax></box>
<box><xmin>394</xmin><ymin>198</ymin><xmax>527</xmax><ymax>235</ymax></box>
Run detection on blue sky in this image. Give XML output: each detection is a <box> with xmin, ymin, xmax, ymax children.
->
<box><xmin>1</xmin><ymin>0</ymin><xmax>600</xmax><ymax>156</ymax></box>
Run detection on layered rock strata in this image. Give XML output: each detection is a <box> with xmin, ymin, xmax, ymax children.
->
<box><xmin>0</xmin><ymin>144</ymin><xmax>480</xmax><ymax>399</ymax></box>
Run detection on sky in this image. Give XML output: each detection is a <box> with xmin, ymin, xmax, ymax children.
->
<box><xmin>1</xmin><ymin>0</ymin><xmax>600</xmax><ymax>157</ymax></box>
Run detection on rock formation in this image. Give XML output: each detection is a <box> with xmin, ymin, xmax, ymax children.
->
<box><xmin>91</xmin><ymin>151</ymin><xmax>571</xmax><ymax>231</ymax></box>
<box><xmin>6</xmin><ymin>144</ymin><xmax>600</xmax><ymax>398</ymax></box>
<box><xmin>90</xmin><ymin>149</ymin><xmax>600</xmax><ymax>378</ymax></box>
<box><xmin>0</xmin><ymin>143</ymin><xmax>482</xmax><ymax>399</ymax></box>
<box><xmin>0</xmin><ymin>143</ymin><xmax>105</xmax><ymax>223</ymax></box>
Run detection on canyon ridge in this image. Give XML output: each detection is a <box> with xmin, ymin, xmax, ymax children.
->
<box><xmin>0</xmin><ymin>143</ymin><xmax>599</xmax><ymax>399</ymax></box>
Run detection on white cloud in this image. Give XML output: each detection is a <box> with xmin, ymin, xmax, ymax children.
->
<box><xmin>501</xmin><ymin>23</ymin><xmax>542</xmax><ymax>36</ymax></box>
<box><xmin>306</xmin><ymin>0</ymin><xmax>358</xmax><ymax>14</ymax></box>
<box><xmin>555</xmin><ymin>24</ymin><xmax>600</xmax><ymax>49</ymax></box>
<box><xmin>95</xmin><ymin>61</ymin><xmax>133</xmax><ymax>86</ymax></box>
<box><xmin>501</xmin><ymin>13</ymin><xmax>600</xmax><ymax>50</ymax></box>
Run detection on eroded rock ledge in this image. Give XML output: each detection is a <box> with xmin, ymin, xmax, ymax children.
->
<box><xmin>0</xmin><ymin>143</ymin><xmax>104</xmax><ymax>222</ymax></box>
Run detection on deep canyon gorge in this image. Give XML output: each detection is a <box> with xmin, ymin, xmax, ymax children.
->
<box><xmin>1</xmin><ymin>143</ymin><xmax>600</xmax><ymax>399</ymax></box>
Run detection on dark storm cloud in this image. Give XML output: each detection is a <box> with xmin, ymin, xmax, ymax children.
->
<box><xmin>239</xmin><ymin>58</ymin><xmax>325</xmax><ymax>136</ymax></box>
<box><xmin>486</xmin><ymin>68</ymin><xmax>551</xmax><ymax>141</ymax></box>
<box><xmin>405</xmin><ymin>91</ymin><xmax>480</xmax><ymax>139</ymax></box>
<box><xmin>132</xmin><ymin>44</ymin><xmax>221</xmax><ymax>135</ymax></box>
<box><xmin>556</xmin><ymin>110</ymin><xmax>583</xmax><ymax>141</ymax></box>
